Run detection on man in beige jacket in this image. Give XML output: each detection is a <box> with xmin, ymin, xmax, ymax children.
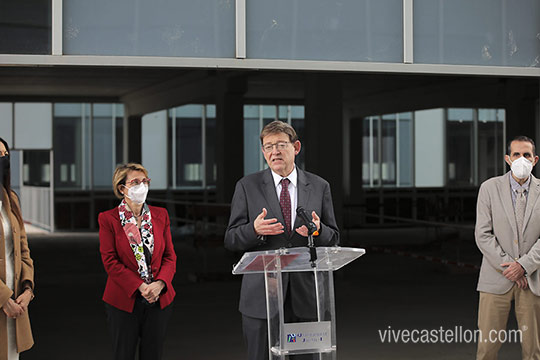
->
<box><xmin>475</xmin><ymin>136</ymin><xmax>540</xmax><ymax>359</ymax></box>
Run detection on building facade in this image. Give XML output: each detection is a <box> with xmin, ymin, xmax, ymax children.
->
<box><xmin>0</xmin><ymin>0</ymin><xmax>539</xmax><ymax>235</ymax></box>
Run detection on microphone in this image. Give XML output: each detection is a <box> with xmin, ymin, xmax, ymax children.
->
<box><xmin>296</xmin><ymin>206</ymin><xmax>318</xmax><ymax>267</ymax></box>
<box><xmin>296</xmin><ymin>207</ymin><xmax>318</xmax><ymax>236</ymax></box>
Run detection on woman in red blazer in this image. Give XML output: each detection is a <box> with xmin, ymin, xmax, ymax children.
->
<box><xmin>99</xmin><ymin>163</ymin><xmax>176</xmax><ymax>360</ymax></box>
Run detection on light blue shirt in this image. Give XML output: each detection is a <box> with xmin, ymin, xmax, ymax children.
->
<box><xmin>509</xmin><ymin>172</ymin><xmax>530</xmax><ymax>208</ymax></box>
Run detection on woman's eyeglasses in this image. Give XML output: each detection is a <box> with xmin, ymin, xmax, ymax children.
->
<box><xmin>126</xmin><ymin>178</ymin><xmax>151</xmax><ymax>186</ymax></box>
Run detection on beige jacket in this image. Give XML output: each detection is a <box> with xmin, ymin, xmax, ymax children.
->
<box><xmin>0</xmin><ymin>189</ymin><xmax>34</xmax><ymax>360</ymax></box>
<box><xmin>475</xmin><ymin>171</ymin><xmax>540</xmax><ymax>296</ymax></box>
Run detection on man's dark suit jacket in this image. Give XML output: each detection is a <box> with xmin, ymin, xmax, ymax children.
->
<box><xmin>224</xmin><ymin>167</ymin><xmax>339</xmax><ymax>319</ymax></box>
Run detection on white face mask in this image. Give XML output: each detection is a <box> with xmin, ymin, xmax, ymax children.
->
<box><xmin>510</xmin><ymin>156</ymin><xmax>533</xmax><ymax>179</ymax></box>
<box><xmin>124</xmin><ymin>183</ymin><xmax>149</xmax><ymax>204</ymax></box>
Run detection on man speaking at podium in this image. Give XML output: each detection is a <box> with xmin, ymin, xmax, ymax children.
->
<box><xmin>225</xmin><ymin>121</ymin><xmax>339</xmax><ymax>360</ymax></box>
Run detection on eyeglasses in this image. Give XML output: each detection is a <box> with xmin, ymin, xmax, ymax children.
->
<box><xmin>126</xmin><ymin>178</ymin><xmax>151</xmax><ymax>186</ymax></box>
<box><xmin>0</xmin><ymin>151</ymin><xmax>8</xmax><ymax>158</ymax></box>
<box><xmin>262</xmin><ymin>141</ymin><xmax>291</xmax><ymax>153</ymax></box>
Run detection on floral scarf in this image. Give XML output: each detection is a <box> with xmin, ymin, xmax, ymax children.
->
<box><xmin>118</xmin><ymin>199</ymin><xmax>155</xmax><ymax>283</ymax></box>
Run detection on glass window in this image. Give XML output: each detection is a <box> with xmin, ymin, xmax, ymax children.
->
<box><xmin>63</xmin><ymin>0</ymin><xmax>235</xmax><ymax>57</ymax></box>
<box><xmin>9</xmin><ymin>150</ymin><xmax>21</xmax><ymax>195</ymax></box>
<box><xmin>247</xmin><ymin>0</ymin><xmax>403</xmax><ymax>62</ymax></box>
<box><xmin>14</xmin><ymin>103</ymin><xmax>53</xmax><ymax>150</ymax></box>
<box><xmin>167</xmin><ymin>104</ymin><xmax>215</xmax><ymax>189</ymax></box>
<box><xmin>414</xmin><ymin>109</ymin><xmax>445</xmax><ymax>187</ymax></box>
<box><xmin>372</xmin><ymin>117</ymin><xmax>381</xmax><ymax>185</ymax></box>
<box><xmin>362</xmin><ymin>117</ymin><xmax>371</xmax><ymax>186</ymax></box>
<box><xmin>362</xmin><ymin>116</ymin><xmax>381</xmax><ymax>186</ymax></box>
<box><xmin>278</xmin><ymin>105</ymin><xmax>289</xmax><ymax>121</ymax></box>
<box><xmin>0</xmin><ymin>103</ymin><xmax>13</xmax><ymax>145</ymax></box>
<box><xmin>92</xmin><ymin>104</ymin><xmax>114</xmax><ymax>188</ymax></box>
<box><xmin>53</xmin><ymin>103</ymin><xmax>91</xmax><ymax>189</ymax></box>
<box><xmin>262</xmin><ymin>105</ymin><xmax>277</xmax><ymax>127</ymax></box>
<box><xmin>478</xmin><ymin>109</ymin><xmax>505</xmax><ymax>183</ymax></box>
<box><xmin>244</xmin><ymin>105</ymin><xmax>261</xmax><ymax>176</ymax></box>
<box><xmin>360</xmin><ymin>107</ymin><xmax>504</xmax><ymax>189</ymax></box>
<box><xmin>172</xmin><ymin>105</ymin><xmax>203</xmax><ymax>187</ymax></box>
<box><xmin>205</xmin><ymin>105</ymin><xmax>217</xmax><ymax>187</ymax></box>
<box><xmin>363</xmin><ymin>112</ymin><xmax>414</xmax><ymax>188</ymax></box>
<box><xmin>115</xmin><ymin>104</ymin><xmax>124</xmax><ymax>167</ymax></box>
<box><xmin>398</xmin><ymin>112</ymin><xmax>413</xmax><ymax>187</ymax></box>
<box><xmin>54</xmin><ymin>103</ymin><xmax>122</xmax><ymax>190</ymax></box>
<box><xmin>290</xmin><ymin>106</ymin><xmax>305</xmax><ymax>170</ymax></box>
<box><xmin>447</xmin><ymin>108</ymin><xmax>474</xmax><ymax>186</ymax></box>
<box><xmin>23</xmin><ymin>150</ymin><xmax>50</xmax><ymax>187</ymax></box>
<box><xmin>414</xmin><ymin>0</ymin><xmax>540</xmax><ymax>67</ymax></box>
<box><xmin>0</xmin><ymin>0</ymin><xmax>51</xmax><ymax>54</ymax></box>
<box><xmin>381</xmin><ymin>114</ymin><xmax>396</xmax><ymax>186</ymax></box>
<box><xmin>142</xmin><ymin>110</ymin><xmax>167</xmax><ymax>189</ymax></box>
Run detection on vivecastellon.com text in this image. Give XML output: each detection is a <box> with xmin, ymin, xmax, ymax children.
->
<box><xmin>378</xmin><ymin>326</ymin><xmax>523</xmax><ymax>344</ymax></box>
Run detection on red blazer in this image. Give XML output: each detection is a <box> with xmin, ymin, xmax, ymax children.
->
<box><xmin>98</xmin><ymin>205</ymin><xmax>177</xmax><ymax>312</ymax></box>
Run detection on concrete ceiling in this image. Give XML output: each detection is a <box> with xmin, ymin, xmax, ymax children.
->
<box><xmin>0</xmin><ymin>65</ymin><xmax>537</xmax><ymax>118</ymax></box>
<box><xmin>0</xmin><ymin>66</ymin><xmax>192</xmax><ymax>101</ymax></box>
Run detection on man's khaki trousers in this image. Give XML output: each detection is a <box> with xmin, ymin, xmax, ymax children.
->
<box><xmin>477</xmin><ymin>285</ymin><xmax>540</xmax><ymax>360</ymax></box>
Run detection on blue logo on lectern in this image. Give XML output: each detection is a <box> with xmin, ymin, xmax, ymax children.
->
<box><xmin>287</xmin><ymin>334</ymin><xmax>297</xmax><ymax>343</ymax></box>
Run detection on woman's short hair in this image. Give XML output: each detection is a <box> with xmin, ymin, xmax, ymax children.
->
<box><xmin>112</xmin><ymin>163</ymin><xmax>149</xmax><ymax>199</ymax></box>
<box><xmin>260</xmin><ymin>120</ymin><xmax>298</xmax><ymax>144</ymax></box>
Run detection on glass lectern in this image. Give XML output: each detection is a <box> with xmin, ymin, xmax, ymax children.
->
<box><xmin>232</xmin><ymin>246</ymin><xmax>365</xmax><ymax>360</ymax></box>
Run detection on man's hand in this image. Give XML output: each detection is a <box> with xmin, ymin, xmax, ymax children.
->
<box><xmin>515</xmin><ymin>276</ymin><xmax>528</xmax><ymax>289</ymax></box>
<box><xmin>254</xmin><ymin>208</ymin><xmax>284</xmax><ymax>236</ymax></box>
<box><xmin>501</xmin><ymin>261</ymin><xmax>525</xmax><ymax>281</ymax></box>
<box><xmin>2</xmin><ymin>298</ymin><xmax>24</xmax><ymax>319</ymax></box>
<box><xmin>295</xmin><ymin>211</ymin><xmax>321</xmax><ymax>237</ymax></box>
<box><xmin>266</xmin><ymin>277</ymin><xmax>278</xmax><ymax>296</ymax></box>
<box><xmin>15</xmin><ymin>289</ymin><xmax>33</xmax><ymax>312</ymax></box>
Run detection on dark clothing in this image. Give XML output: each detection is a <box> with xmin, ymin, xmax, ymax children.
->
<box><xmin>225</xmin><ymin>168</ymin><xmax>339</xmax><ymax>360</ymax></box>
<box><xmin>105</xmin><ymin>299</ymin><xmax>173</xmax><ymax>360</ymax></box>
<box><xmin>242</xmin><ymin>287</ymin><xmax>318</xmax><ymax>360</ymax></box>
<box><xmin>224</xmin><ymin>168</ymin><xmax>339</xmax><ymax>319</ymax></box>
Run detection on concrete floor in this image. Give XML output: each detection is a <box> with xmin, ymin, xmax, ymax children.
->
<box><xmin>20</xmin><ymin>232</ymin><xmax>524</xmax><ymax>360</ymax></box>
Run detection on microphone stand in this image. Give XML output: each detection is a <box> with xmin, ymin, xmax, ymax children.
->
<box><xmin>306</xmin><ymin>225</ymin><xmax>317</xmax><ymax>268</ymax></box>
